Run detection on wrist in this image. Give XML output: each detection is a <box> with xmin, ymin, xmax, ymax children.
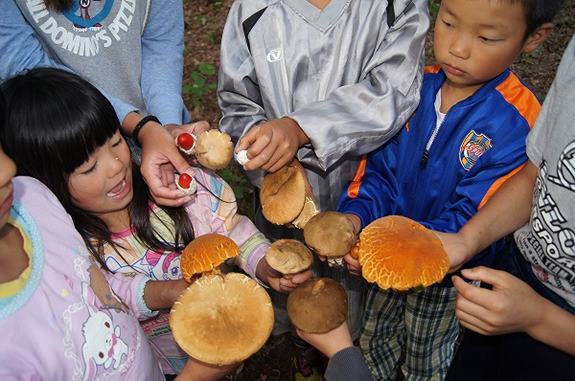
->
<box><xmin>133</xmin><ymin>115</ymin><xmax>161</xmax><ymax>147</ymax></box>
<box><xmin>283</xmin><ymin>117</ymin><xmax>309</xmax><ymax>146</ymax></box>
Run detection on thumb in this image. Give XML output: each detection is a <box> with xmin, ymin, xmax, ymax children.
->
<box><xmin>460</xmin><ymin>266</ymin><xmax>502</xmax><ymax>287</ymax></box>
<box><xmin>169</xmin><ymin>147</ymin><xmax>192</xmax><ymax>175</ymax></box>
<box><xmin>237</xmin><ymin>127</ymin><xmax>259</xmax><ymax>151</ymax></box>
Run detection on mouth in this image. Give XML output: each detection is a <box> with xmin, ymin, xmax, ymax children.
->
<box><xmin>107</xmin><ymin>176</ymin><xmax>130</xmax><ymax>199</ymax></box>
<box><xmin>444</xmin><ymin>63</ymin><xmax>466</xmax><ymax>76</ymax></box>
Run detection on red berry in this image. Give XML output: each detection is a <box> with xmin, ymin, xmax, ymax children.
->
<box><xmin>177</xmin><ymin>133</ymin><xmax>195</xmax><ymax>150</ymax></box>
<box><xmin>178</xmin><ymin>173</ymin><xmax>193</xmax><ymax>189</ymax></box>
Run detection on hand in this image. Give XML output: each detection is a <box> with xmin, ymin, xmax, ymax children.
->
<box><xmin>165</xmin><ymin>121</ymin><xmax>212</xmax><ymax>140</ymax></box>
<box><xmin>237</xmin><ymin>117</ymin><xmax>309</xmax><ymax>172</ymax></box>
<box><xmin>176</xmin><ymin>356</ymin><xmax>240</xmax><ymax>381</ymax></box>
<box><xmin>343</xmin><ymin>253</ymin><xmax>362</xmax><ymax>276</ymax></box>
<box><xmin>139</xmin><ymin>121</ymin><xmax>193</xmax><ymax>206</ymax></box>
<box><xmin>434</xmin><ymin>231</ymin><xmax>474</xmax><ymax>272</ymax></box>
<box><xmin>452</xmin><ymin>267</ymin><xmax>545</xmax><ymax>336</ymax></box>
<box><xmin>256</xmin><ymin>257</ymin><xmax>313</xmax><ymax>292</ymax></box>
<box><xmin>296</xmin><ymin>321</ymin><xmax>354</xmax><ymax>358</ymax></box>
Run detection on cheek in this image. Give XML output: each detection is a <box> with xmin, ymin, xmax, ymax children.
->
<box><xmin>68</xmin><ymin>176</ymin><xmax>105</xmax><ymax>209</ymax></box>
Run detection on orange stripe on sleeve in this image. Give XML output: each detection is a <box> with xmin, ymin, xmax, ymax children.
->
<box><xmin>347</xmin><ymin>155</ymin><xmax>368</xmax><ymax>198</ymax></box>
<box><xmin>478</xmin><ymin>163</ymin><xmax>526</xmax><ymax>209</ymax></box>
<box><xmin>496</xmin><ymin>72</ymin><xmax>541</xmax><ymax>128</ymax></box>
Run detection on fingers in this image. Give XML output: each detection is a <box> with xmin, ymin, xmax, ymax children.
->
<box><xmin>460</xmin><ymin>266</ymin><xmax>506</xmax><ymax>288</ymax></box>
<box><xmin>186</xmin><ymin>120</ymin><xmax>211</xmax><ymax>135</ymax></box>
<box><xmin>343</xmin><ymin>253</ymin><xmax>362</xmax><ymax>276</ymax></box>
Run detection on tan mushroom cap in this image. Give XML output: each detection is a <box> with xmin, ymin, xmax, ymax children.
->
<box><xmin>265</xmin><ymin>239</ymin><xmax>314</xmax><ymax>275</ymax></box>
<box><xmin>170</xmin><ymin>273</ymin><xmax>274</xmax><ymax>365</ymax></box>
<box><xmin>194</xmin><ymin>130</ymin><xmax>234</xmax><ymax>170</ymax></box>
<box><xmin>260</xmin><ymin>161</ymin><xmax>306</xmax><ymax>225</ymax></box>
<box><xmin>287</xmin><ymin>277</ymin><xmax>347</xmax><ymax>333</ymax></box>
<box><xmin>357</xmin><ymin>215</ymin><xmax>449</xmax><ymax>291</ymax></box>
<box><xmin>303</xmin><ymin>211</ymin><xmax>357</xmax><ymax>258</ymax></box>
<box><xmin>180</xmin><ymin>234</ymin><xmax>240</xmax><ymax>282</ymax></box>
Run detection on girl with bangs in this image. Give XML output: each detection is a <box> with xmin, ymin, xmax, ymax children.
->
<box><xmin>0</xmin><ymin>68</ymin><xmax>310</xmax><ymax>377</ymax></box>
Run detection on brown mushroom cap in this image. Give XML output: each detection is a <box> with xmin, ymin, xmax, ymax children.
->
<box><xmin>287</xmin><ymin>277</ymin><xmax>347</xmax><ymax>333</ymax></box>
<box><xmin>303</xmin><ymin>211</ymin><xmax>357</xmax><ymax>257</ymax></box>
<box><xmin>260</xmin><ymin>161</ymin><xmax>306</xmax><ymax>225</ymax></box>
<box><xmin>357</xmin><ymin>215</ymin><xmax>449</xmax><ymax>291</ymax></box>
<box><xmin>170</xmin><ymin>273</ymin><xmax>274</xmax><ymax>365</ymax></box>
<box><xmin>180</xmin><ymin>234</ymin><xmax>240</xmax><ymax>282</ymax></box>
<box><xmin>194</xmin><ymin>130</ymin><xmax>234</xmax><ymax>170</ymax></box>
<box><xmin>265</xmin><ymin>239</ymin><xmax>314</xmax><ymax>275</ymax></box>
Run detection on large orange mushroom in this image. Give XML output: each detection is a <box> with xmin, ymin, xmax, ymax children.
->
<box><xmin>354</xmin><ymin>215</ymin><xmax>449</xmax><ymax>291</ymax></box>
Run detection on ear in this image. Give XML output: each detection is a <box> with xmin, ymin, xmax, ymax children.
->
<box><xmin>522</xmin><ymin>23</ymin><xmax>554</xmax><ymax>53</ymax></box>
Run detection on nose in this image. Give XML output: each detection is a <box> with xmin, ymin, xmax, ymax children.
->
<box><xmin>448</xmin><ymin>34</ymin><xmax>471</xmax><ymax>60</ymax></box>
<box><xmin>0</xmin><ymin>149</ymin><xmax>17</xmax><ymax>188</ymax></box>
<box><xmin>107</xmin><ymin>152</ymin><xmax>125</xmax><ymax>178</ymax></box>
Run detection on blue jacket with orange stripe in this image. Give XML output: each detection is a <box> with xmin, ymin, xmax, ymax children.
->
<box><xmin>337</xmin><ymin>66</ymin><xmax>540</xmax><ymax>284</ymax></box>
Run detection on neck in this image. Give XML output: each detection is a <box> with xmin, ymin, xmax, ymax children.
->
<box><xmin>99</xmin><ymin>208</ymin><xmax>131</xmax><ymax>234</ymax></box>
<box><xmin>440</xmin><ymin>80</ymin><xmax>483</xmax><ymax>114</ymax></box>
<box><xmin>0</xmin><ymin>223</ymin><xmax>29</xmax><ymax>284</ymax></box>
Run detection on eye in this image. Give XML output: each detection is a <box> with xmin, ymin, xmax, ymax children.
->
<box><xmin>111</xmin><ymin>135</ymin><xmax>124</xmax><ymax>147</ymax></box>
<box><xmin>442</xmin><ymin>19</ymin><xmax>453</xmax><ymax>28</ymax></box>
<box><xmin>80</xmin><ymin>162</ymin><xmax>97</xmax><ymax>175</ymax></box>
<box><xmin>479</xmin><ymin>36</ymin><xmax>502</xmax><ymax>43</ymax></box>
<box><xmin>105</xmin><ymin>321</ymin><xmax>110</xmax><ymax>328</ymax></box>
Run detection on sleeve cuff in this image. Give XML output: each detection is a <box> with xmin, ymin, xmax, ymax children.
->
<box><xmin>136</xmin><ymin>278</ymin><xmax>159</xmax><ymax>319</ymax></box>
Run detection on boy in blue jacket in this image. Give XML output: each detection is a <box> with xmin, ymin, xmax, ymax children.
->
<box><xmin>337</xmin><ymin>0</ymin><xmax>564</xmax><ymax>379</ymax></box>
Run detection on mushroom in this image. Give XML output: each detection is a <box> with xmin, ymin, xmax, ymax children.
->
<box><xmin>194</xmin><ymin>130</ymin><xmax>234</xmax><ymax>170</ymax></box>
<box><xmin>287</xmin><ymin>277</ymin><xmax>347</xmax><ymax>334</ymax></box>
<box><xmin>303</xmin><ymin>211</ymin><xmax>358</xmax><ymax>266</ymax></box>
<box><xmin>179</xmin><ymin>233</ymin><xmax>240</xmax><ymax>282</ymax></box>
<box><xmin>176</xmin><ymin>132</ymin><xmax>196</xmax><ymax>155</ymax></box>
<box><xmin>260</xmin><ymin>160</ymin><xmax>319</xmax><ymax>228</ymax></box>
<box><xmin>265</xmin><ymin>239</ymin><xmax>314</xmax><ymax>276</ymax></box>
<box><xmin>175</xmin><ymin>172</ymin><xmax>197</xmax><ymax>195</ymax></box>
<box><xmin>170</xmin><ymin>273</ymin><xmax>274</xmax><ymax>366</ymax></box>
<box><xmin>355</xmin><ymin>215</ymin><xmax>449</xmax><ymax>291</ymax></box>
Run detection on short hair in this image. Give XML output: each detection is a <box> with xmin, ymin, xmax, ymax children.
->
<box><xmin>511</xmin><ymin>0</ymin><xmax>565</xmax><ymax>36</ymax></box>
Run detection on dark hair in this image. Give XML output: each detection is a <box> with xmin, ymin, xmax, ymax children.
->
<box><xmin>505</xmin><ymin>0</ymin><xmax>565</xmax><ymax>36</ymax></box>
<box><xmin>0</xmin><ymin>68</ymin><xmax>194</xmax><ymax>271</ymax></box>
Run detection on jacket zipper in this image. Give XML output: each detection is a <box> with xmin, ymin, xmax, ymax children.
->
<box><xmin>420</xmin><ymin>116</ymin><xmax>445</xmax><ymax>169</ymax></box>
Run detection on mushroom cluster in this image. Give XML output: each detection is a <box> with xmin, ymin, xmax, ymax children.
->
<box><xmin>259</xmin><ymin>160</ymin><xmax>319</xmax><ymax>229</ymax></box>
<box><xmin>176</xmin><ymin>130</ymin><xmax>234</xmax><ymax>170</ymax></box>
<box><xmin>171</xmin><ymin>234</ymin><xmax>274</xmax><ymax>365</ymax></box>
<box><xmin>354</xmin><ymin>215</ymin><xmax>450</xmax><ymax>290</ymax></box>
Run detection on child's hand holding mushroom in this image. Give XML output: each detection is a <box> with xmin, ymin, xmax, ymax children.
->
<box><xmin>258</xmin><ymin>239</ymin><xmax>314</xmax><ymax>292</ymax></box>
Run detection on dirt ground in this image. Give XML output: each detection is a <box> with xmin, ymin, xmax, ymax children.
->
<box><xmin>182</xmin><ymin>1</ymin><xmax>575</xmax><ymax>380</ymax></box>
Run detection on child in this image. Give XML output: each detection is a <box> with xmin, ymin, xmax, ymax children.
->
<box><xmin>1</xmin><ymin>0</ymin><xmax>208</xmax><ymax>207</ymax></box>
<box><xmin>0</xmin><ymin>99</ymin><xmax>229</xmax><ymax>380</ymax></box>
<box><xmin>0</xmin><ymin>68</ymin><xmax>306</xmax><ymax>375</ymax></box>
<box><xmin>218</xmin><ymin>0</ymin><xmax>430</xmax><ymax>341</ymax></box>
<box><xmin>441</xmin><ymin>34</ymin><xmax>575</xmax><ymax>381</ymax></box>
<box><xmin>337</xmin><ymin>0</ymin><xmax>562</xmax><ymax>378</ymax></box>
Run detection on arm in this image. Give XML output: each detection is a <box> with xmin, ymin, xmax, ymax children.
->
<box><xmin>288</xmin><ymin>1</ymin><xmax>429</xmax><ymax>170</ymax></box>
<box><xmin>297</xmin><ymin>322</ymin><xmax>373</xmax><ymax>381</ymax></box>
<box><xmin>452</xmin><ymin>267</ymin><xmax>575</xmax><ymax>356</ymax></box>
<box><xmin>437</xmin><ymin>161</ymin><xmax>537</xmax><ymax>270</ymax></box>
<box><xmin>140</xmin><ymin>0</ymin><xmax>186</xmax><ymax>125</ymax></box>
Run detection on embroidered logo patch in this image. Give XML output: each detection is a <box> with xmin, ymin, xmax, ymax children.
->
<box><xmin>459</xmin><ymin>130</ymin><xmax>492</xmax><ymax>171</ymax></box>
<box><xmin>266</xmin><ymin>48</ymin><xmax>282</xmax><ymax>63</ymax></box>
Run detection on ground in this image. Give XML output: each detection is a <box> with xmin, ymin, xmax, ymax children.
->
<box><xmin>181</xmin><ymin>1</ymin><xmax>575</xmax><ymax>380</ymax></box>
